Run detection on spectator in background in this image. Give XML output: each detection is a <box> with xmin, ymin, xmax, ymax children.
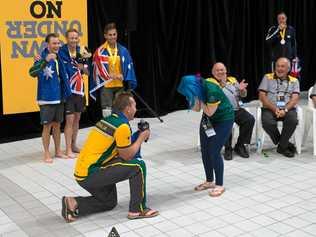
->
<box><xmin>266</xmin><ymin>12</ymin><xmax>297</xmax><ymax>71</ymax></box>
<box><xmin>211</xmin><ymin>63</ymin><xmax>255</xmax><ymax>160</ymax></box>
<box><xmin>258</xmin><ymin>57</ymin><xmax>300</xmax><ymax>158</ymax></box>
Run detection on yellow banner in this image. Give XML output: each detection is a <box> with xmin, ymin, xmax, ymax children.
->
<box><xmin>0</xmin><ymin>0</ymin><xmax>88</xmax><ymax>114</ymax></box>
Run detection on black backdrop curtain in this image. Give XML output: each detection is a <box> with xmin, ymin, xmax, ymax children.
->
<box><xmin>1</xmin><ymin>0</ymin><xmax>316</xmax><ymax>142</ymax></box>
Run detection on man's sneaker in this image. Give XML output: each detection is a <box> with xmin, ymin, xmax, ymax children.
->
<box><xmin>234</xmin><ymin>144</ymin><xmax>249</xmax><ymax>158</ymax></box>
<box><xmin>277</xmin><ymin>145</ymin><xmax>295</xmax><ymax>158</ymax></box>
<box><xmin>224</xmin><ymin>148</ymin><xmax>233</xmax><ymax>160</ymax></box>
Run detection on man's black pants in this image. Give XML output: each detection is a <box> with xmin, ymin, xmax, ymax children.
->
<box><xmin>225</xmin><ymin>108</ymin><xmax>255</xmax><ymax>149</ymax></box>
<box><xmin>261</xmin><ymin>108</ymin><xmax>298</xmax><ymax>148</ymax></box>
<box><xmin>75</xmin><ymin>158</ymin><xmax>147</xmax><ymax>216</ymax></box>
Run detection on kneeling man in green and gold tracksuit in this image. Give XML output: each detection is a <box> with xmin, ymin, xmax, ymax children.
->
<box><xmin>61</xmin><ymin>92</ymin><xmax>158</xmax><ymax>222</ymax></box>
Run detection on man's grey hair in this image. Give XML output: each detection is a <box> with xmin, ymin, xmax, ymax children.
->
<box><xmin>276</xmin><ymin>57</ymin><xmax>291</xmax><ymax>70</ymax></box>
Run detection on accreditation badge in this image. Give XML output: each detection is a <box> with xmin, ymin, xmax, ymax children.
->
<box><xmin>202</xmin><ymin>115</ymin><xmax>216</xmax><ymax>137</ymax></box>
<box><xmin>276</xmin><ymin>93</ymin><xmax>286</xmax><ymax>109</ymax></box>
<box><xmin>238</xmin><ymin>100</ymin><xmax>244</xmax><ymax>107</ymax></box>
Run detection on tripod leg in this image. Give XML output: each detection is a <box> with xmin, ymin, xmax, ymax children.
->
<box><xmin>131</xmin><ymin>90</ymin><xmax>163</xmax><ymax>123</ymax></box>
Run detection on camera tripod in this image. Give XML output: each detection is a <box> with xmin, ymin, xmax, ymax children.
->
<box><xmin>131</xmin><ymin>90</ymin><xmax>164</xmax><ymax>123</ymax></box>
<box><xmin>124</xmin><ymin>30</ymin><xmax>163</xmax><ymax>123</ymax></box>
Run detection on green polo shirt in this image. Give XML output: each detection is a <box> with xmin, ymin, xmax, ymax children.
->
<box><xmin>203</xmin><ymin>78</ymin><xmax>234</xmax><ymax>123</ymax></box>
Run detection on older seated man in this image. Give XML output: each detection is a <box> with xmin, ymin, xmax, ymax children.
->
<box><xmin>211</xmin><ymin>63</ymin><xmax>255</xmax><ymax>160</ymax></box>
<box><xmin>258</xmin><ymin>57</ymin><xmax>300</xmax><ymax>157</ymax></box>
<box><xmin>310</xmin><ymin>83</ymin><xmax>316</xmax><ymax>107</ymax></box>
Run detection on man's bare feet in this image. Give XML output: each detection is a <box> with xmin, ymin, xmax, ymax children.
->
<box><xmin>55</xmin><ymin>152</ymin><xmax>68</xmax><ymax>159</ymax></box>
<box><xmin>43</xmin><ymin>152</ymin><xmax>53</xmax><ymax>163</ymax></box>
<box><xmin>66</xmin><ymin>152</ymin><xmax>76</xmax><ymax>159</ymax></box>
<box><xmin>72</xmin><ymin>146</ymin><xmax>80</xmax><ymax>153</ymax></box>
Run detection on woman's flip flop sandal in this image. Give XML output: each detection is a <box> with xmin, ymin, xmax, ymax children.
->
<box><xmin>209</xmin><ymin>188</ymin><xmax>225</xmax><ymax>197</ymax></box>
<box><xmin>127</xmin><ymin>209</ymin><xmax>159</xmax><ymax>220</ymax></box>
<box><xmin>194</xmin><ymin>182</ymin><xmax>215</xmax><ymax>191</ymax></box>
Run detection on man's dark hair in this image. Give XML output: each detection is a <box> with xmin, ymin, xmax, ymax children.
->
<box><xmin>104</xmin><ymin>22</ymin><xmax>117</xmax><ymax>34</ymax></box>
<box><xmin>112</xmin><ymin>92</ymin><xmax>134</xmax><ymax>112</ymax></box>
<box><xmin>45</xmin><ymin>33</ymin><xmax>59</xmax><ymax>43</ymax></box>
<box><xmin>277</xmin><ymin>11</ymin><xmax>287</xmax><ymax>17</ymax></box>
<box><xmin>65</xmin><ymin>28</ymin><xmax>79</xmax><ymax>38</ymax></box>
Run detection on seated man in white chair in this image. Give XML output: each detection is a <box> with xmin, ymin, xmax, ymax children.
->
<box><xmin>212</xmin><ymin>63</ymin><xmax>255</xmax><ymax>160</ymax></box>
<box><xmin>258</xmin><ymin>57</ymin><xmax>300</xmax><ymax>158</ymax></box>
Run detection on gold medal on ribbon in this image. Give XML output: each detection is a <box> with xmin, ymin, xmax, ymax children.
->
<box><xmin>279</xmin><ymin>28</ymin><xmax>286</xmax><ymax>45</ymax></box>
<box><xmin>104</xmin><ymin>42</ymin><xmax>118</xmax><ymax>70</ymax></box>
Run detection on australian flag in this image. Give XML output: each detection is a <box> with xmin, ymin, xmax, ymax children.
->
<box><xmin>59</xmin><ymin>44</ymin><xmax>85</xmax><ymax>96</ymax></box>
<box><xmin>89</xmin><ymin>43</ymin><xmax>137</xmax><ymax>100</ymax></box>
<box><xmin>89</xmin><ymin>47</ymin><xmax>110</xmax><ymax>100</ymax></box>
<box><xmin>69</xmin><ymin>65</ymin><xmax>84</xmax><ymax>96</ymax></box>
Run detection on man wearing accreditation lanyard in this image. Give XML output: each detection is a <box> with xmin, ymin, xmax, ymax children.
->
<box><xmin>266</xmin><ymin>12</ymin><xmax>297</xmax><ymax>71</ymax></box>
<box><xmin>258</xmin><ymin>57</ymin><xmax>300</xmax><ymax>158</ymax></box>
<box><xmin>211</xmin><ymin>63</ymin><xmax>255</xmax><ymax>160</ymax></box>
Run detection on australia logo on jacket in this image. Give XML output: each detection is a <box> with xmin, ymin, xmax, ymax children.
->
<box><xmin>43</xmin><ymin>66</ymin><xmax>54</xmax><ymax>80</ymax></box>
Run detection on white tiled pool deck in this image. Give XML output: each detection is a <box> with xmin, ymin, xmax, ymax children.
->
<box><xmin>0</xmin><ymin>109</ymin><xmax>316</xmax><ymax>237</ymax></box>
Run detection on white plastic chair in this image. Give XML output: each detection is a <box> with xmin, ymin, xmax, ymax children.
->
<box><xmin>256</xmin><ymin>105</ymin><xmax>304</xmax><ymax>154</ymax></box>
<box><xmin>303</xmin><ymin>87</ymin><xmax>316</xmax><ymax>156</ymax></box>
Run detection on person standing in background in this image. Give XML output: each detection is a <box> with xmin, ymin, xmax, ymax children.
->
<box><xmin>90</xmin><ymin>23</ymin><xmax>137</xmax><ymax>117</ymax></box>
<box><xmin>29</xmin><ymin>33</ymin><xmax>71</xmax><ymax>163</ymax></box>
<box><xmin>60</xmin><ymin>29</ymin><xmax>90</xmax><ymax>158</ymax></box>
<box><xmin>266</xmin><ymin>12</ymin><xmax>297</xmax><ymax>71</ymax></box>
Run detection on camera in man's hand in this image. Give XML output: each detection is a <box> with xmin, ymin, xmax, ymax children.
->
<box><xmin>138</xmin><ymin>119</ymin><xmax>150</xmax><ymax>142</ymax></box>
<box><xmin>138</xmin><ymin>119</ymin><xmax>149</xmax><ymax>131</ymax></box>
